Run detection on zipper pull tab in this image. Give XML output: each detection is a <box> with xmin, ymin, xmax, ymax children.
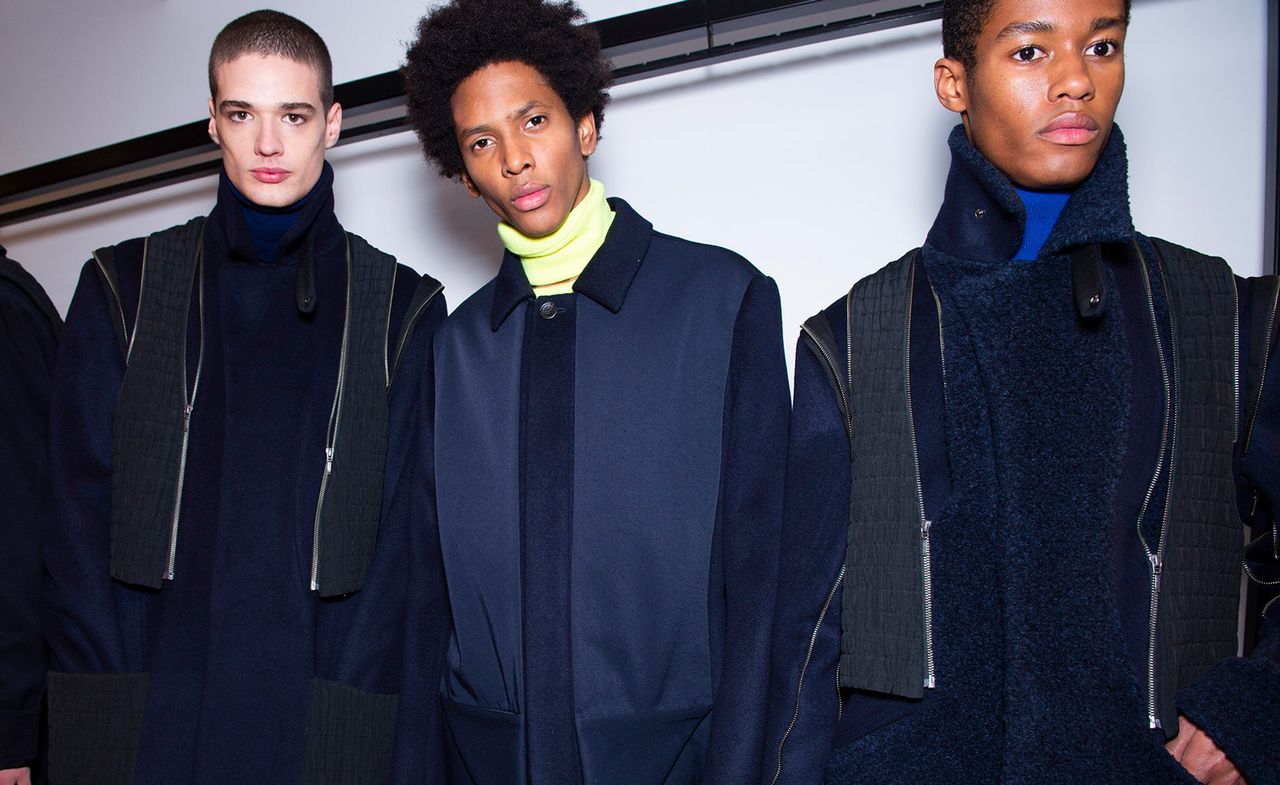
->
<box><xmin>183</xmin><ymin>403</ymin><xmax>193</xmax><ymax>432</ymax></box>
<box><xmin>324</xmin><ymin>447</ymin><xmax>334</xmax><ymax>475</ymax></box>
<box><xmin>921</xmin><ymin>519</ymin><xmax>932</xmax><ymax>540</ymax></box>
<box><xmin>1149</xmin><ymin>552</ymin><xmax>1162</xmax><ymax>592</ymax></box>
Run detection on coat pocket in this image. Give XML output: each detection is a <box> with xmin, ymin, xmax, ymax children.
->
<box><xmin>46</xmin><ymin>671</ymin><xmax>149</xmax><ymax>785</ymax></box>
<box><xmin>301</xmin><ymin>678</ymin><xmax>399</xmax><ymax>785</ymax></box>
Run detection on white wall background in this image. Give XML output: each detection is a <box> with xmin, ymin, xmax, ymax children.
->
<box><xmin>0</xmin><ymin>0</ymin><xmax>1269</xmax><ymax>377</ymax></box>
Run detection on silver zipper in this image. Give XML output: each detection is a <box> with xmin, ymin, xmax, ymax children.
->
<box><xmin>91</xmin><ymin>252</ymin><xmax>131</xmax><ymax>356</ymax></box>
<box><xmin>1232</xmin><ymin>281</ymin><xmax>1240</xmax><ymax>442</ymax></box>
<box><xmin>311</xmin><ymin>246</ymin><xmax>353</xmax><ymax>591</ymax></box>
<box><xmin>770</xmin><ymin>563</ymin><xmax>846</xmax><ymax>785</ymax></box>
<box><xmin>166</xmin><ymin>253</ymin><xmax>205</xmax><ymax>580</ymax></box>
<box><xmin>1135</xmin><ymin>241</ymin><xmax>1179</xmax><ymax>729</ymax></box>
<box><xmin>389</xmin><ymin>282</ymin><xmax>444</xmax><ymax>388</ymax></box>
<box><xmin>903</xmin><ymin>258</ymin><xmax>936</xmax><ymax>689</ymax></box>
<box><xmin>1243</xmin><ymin>279</ymin><xmax>1280</xmax><ymax>453</ymax></box>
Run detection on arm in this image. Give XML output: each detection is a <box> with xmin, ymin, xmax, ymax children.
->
<box><xmin>43</xmin><ymin>261</ymin><xmax>131</xmax><ymax>674</ymax></box>
<box><xmin>1172</xmin><ymin>275</ymin><xmax>1280</xmax><ymax>785</ymax></box>
<box><xmin>761</xmin><ymin>327</ymin><xmax>851</xmax><ymax>785</ymax></box>
<box><xmin>0</xmin><ymin>277</ymin><xmax>59</xmax><ymax>772</ymax></box>
<box><xmin>703</xmin><ymin>275</ymin><xmax>791</xmax><ymax>785</ymax></box>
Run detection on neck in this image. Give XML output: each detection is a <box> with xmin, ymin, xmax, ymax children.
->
<box><xmin>498</xmin><ymin>178</ymin><xmax>614</xmax><ymax>296</ymax></box>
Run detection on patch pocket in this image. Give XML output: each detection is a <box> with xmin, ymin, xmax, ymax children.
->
<box><xmin>46</xmin><ymin>671</ymin><xmax>149</xmax><ymax>785</ymax></box>
<box><xmin>301</xmin><ymin>678</ymin><xmax>399</xmax><ymax>785</ymax></box>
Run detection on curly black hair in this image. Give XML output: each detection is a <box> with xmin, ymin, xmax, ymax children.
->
<box><xmin>943</xmin><ymin>0</ymin><xmax>1132</xmax><ymax>74</ymax></box>
<box><xmin>401</xmin><ymin>0</ymin><xmax>613</xmax><ymax>180</ymax></box>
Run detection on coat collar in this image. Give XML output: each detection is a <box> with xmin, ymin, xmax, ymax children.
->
<box><xmin>925</xmin><ymin>124</ymin><xmax>1134</xmax><ymax>265</ymax></box>
<box><xmin>207</xmin><ymin>161</ymin><xmax>340</xmax><ymax>268</ymax></box>
<box><xmin>490</xmin><ymin>196</ymin><xmax>654</xmax><ymax>330</ymax></box>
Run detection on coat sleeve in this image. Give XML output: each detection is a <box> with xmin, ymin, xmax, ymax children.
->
<box><xmin>760</xmin><ymin>327</ymin><xmax>850</xmax><ymax>785</ymax></box>
<box><xmin>43</xmin><ymin>261</ymin><xmax>132</xmax><ymax>674</ymax></box>
<box><xmin>0</xmin><ymin>273</ymin><xmax>59</xmax><ymax>769</ymax></box>
<box><xmin>701</xmin><ymin>274</ymin><xmax>790</xmax><ymax>785</ymax></box>
<box><xmin>1174</xmin><ymin>274</ymin><xmax>1280</xmax><ymax>785</ymax></box>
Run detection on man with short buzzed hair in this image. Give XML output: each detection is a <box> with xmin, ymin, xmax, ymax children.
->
<box><xmin>43</xmin><ymin>11</ymin><xmax>448</xmax><ymax>784</ymax></box>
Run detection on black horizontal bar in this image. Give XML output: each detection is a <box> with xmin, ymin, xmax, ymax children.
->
<box><xmin>0</xmin><ymin>0</ymin><xmax>941</xmax><ymax>225</ymax></box>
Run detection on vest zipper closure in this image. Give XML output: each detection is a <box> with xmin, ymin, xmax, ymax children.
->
<box><xmin>800</xmin><ymin>322</ymin><xmax>852</xmax><ymax>437</ymax></box>
<box><xmin>1243</xmin><ymin>279</ymin><xmax>1280</xmax><ymax>452</ymax></box>
<box><xmin>1134</xmin><ymin>240</ymin><xmax>1176</xmax><ymax>729</ymax></box>
<box><xmin>91</xmin><ymin>252</ymin><xmax>130</xmax><ymax>353</ymax></box>
<box><xmin>903</xmin><ymin>258</ymin><xmax>936</xmax><ymax>688</ymax></box>
<box><xmin>770</xmin><ymin>563</ymin><xmax>846</xmax><ymax>785</ymax></box>
<box><xmin>167</xmin><ymin>254</ymin><xmax>205</xmax><ymax>580</ymax></box>
<box><xmin>389</xmin><ymin>281</ymin><xmax>444</xmax><ymax>388</ymax></box>
<box><xmin>311</xmin><ymin>247</ymin><xmax>353</xmax><ymax>591</ymax></box>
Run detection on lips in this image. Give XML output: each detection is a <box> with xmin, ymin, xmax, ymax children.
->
<box><xmin>251</xmin><ymin>168</ymin><xmax>289</xmax><ymax>184</ymax></box>
<box><xmin>511</xmin><ymin>182</ymin><xmax>551</xmax><ymax>212</ymax></box>
<box><xmin>1038</xmin><ymin>112</ymin><xmax>1101</xmax><ymax>145</ymax></box>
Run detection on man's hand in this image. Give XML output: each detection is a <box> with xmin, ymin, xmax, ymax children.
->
<box><xmin>1166</xmin><ymin>716</ymin><xmax>1246</xmax><ymax>785</ymax></box>
<box><xmin>0</xmin><ymin>766</ymin><xmax>32</xmax><ymax>785</ymax></box>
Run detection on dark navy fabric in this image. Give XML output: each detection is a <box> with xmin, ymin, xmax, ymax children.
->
<box><xmin>229</xmin><ymin>175</ymin><xmax>320</xmax><ymax>264</ymax></box>
<box><xmin>433</xmin><ymin>198</ymin><xmax>788</xmax><ymax>785</ymax></box>
<box><xmin>43</xmin><ymin>164</ymin><xmax>448</xmax><ymax>784</ymax></box>
<box><xmin>0</xmin><ymin>248</ymin><xmax>60</xmax><ymax>772</ymax></box>
<box><xmin>768</xmin><ymin>125</ymin><xmax>1280</xmax><ymax>785</ymax></box>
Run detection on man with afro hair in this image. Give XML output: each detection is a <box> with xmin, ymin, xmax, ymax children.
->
<box><xmin>766</xmin><ymin>0</ymin><xmax>1280</xmax><ymax>783</ymax></box>
<box><xmin>401</xmin><ymin>1</ymin><xmax>790</xmax><ymax>783</ymax></box>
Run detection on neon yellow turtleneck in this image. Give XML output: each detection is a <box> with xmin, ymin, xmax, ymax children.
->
<box><xmin>497</xmin><ymin>178</ymin><xmax>614</xmax><ymax>297</ymax></box>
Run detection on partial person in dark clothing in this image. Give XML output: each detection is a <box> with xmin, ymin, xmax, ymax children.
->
<box><xmin>400</xmin><ymin>1</ymin><xmax>790</xmax><ymax>783</ymax></box>
<box><xmin>42</xmin><ymin>11</ymin><xmax>448</xmax><ymax>785</ymax></box>
<box><xmin>0</xmin><ymin>246</ymin><xmax>61</xmax><ymax>785</ymax></box>
<box><xmin>767</xmin><ymin>1</ymin><xmax>1280</xmax><ymax>784</ymax></box>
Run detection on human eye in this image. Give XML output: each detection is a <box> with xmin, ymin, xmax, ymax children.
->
<box><xmin>469</xmin><ymin>137</ymin><xmax>494</xmax><ymax>153</ymax></box>
<box><xmin>525</xmin><ymin>114</ymin><xmax>548</xmax><ymax>130</ymax></box>
<box><xmin>1087</xmin><ymin>40</ymin><xmax>1120</xmax><ymax>57</ymax></box>
<box><xmin>284</xmin><ymin>113</ymin><xmax>307</xmax><ymax>125</ymax></box>
<box><xmin>1012</xmin><ymin>45</ymin><xmax>1045</xmax><ymax>63</ymax></box>
<box><xmin>228</xmin><ymin>110</ymin><xmax>251</xmax><ymax>122</ymax></box>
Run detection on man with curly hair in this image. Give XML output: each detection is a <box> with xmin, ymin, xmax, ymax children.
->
<box><xmin>43</xmin><ymin>10</ymin><xmax>448</xmax><ymax>784</ymax></box>
<box><xmin>767</xmin><ymin>0</ymin><xmax>1280</xmax><ymax>783</ymax></box>
<box><xmin>400</xmin><ymin>1</ymin><xmax>790</xmax><ymax>783</ymax></box>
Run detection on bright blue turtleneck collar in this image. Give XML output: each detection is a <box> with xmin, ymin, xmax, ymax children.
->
<box><xmin>228</xmin><ymin>175</ymin><xmax>323</xmax><ymax>263</ymax></box>
<box><xmin>1013</xmin><ymin>188</ymin><xmax>1071</xmax><ymax>261</ymax></box>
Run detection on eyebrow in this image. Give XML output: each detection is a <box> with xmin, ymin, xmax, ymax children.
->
<box><xmin>994</xmin><ymin>16</ymin><xmax>1126</xmax><ymax>41</ymax></box>
<box><xmin>217</xmin><ymin>99</ymin><xmax>318</xmax><ymax>114</ymax></box>
<box><xmin>459</xmin><ymin>100</ymin><xmax>548</xmax><ymax>138</ymax></box>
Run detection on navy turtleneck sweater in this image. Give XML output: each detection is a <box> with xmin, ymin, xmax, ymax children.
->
<box><xmin>228</xmin><ymin>175</ymin><xmax>324</xmax><ymax>264</ymax></box>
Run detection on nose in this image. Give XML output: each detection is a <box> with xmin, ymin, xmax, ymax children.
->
<box><xmin>502</xmin><ymin>138</ymin><xmax>532</xmax><ymax>176</ymax></box>
<box><xmin>1050</xmin><ymin>51</ymin><xmax>1095</xmax><ymax>102</ymax></box>
<box><xmin>255</xmin><ymin>119</ymin><xmax>283</xmax><ymax>158</ymax></box>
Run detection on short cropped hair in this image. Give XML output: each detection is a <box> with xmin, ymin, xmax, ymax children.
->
<box><xmin>402</xmin><ymin>0</ymin><xmax>613</xmax><ymax>180</ymax></box>
<box><xmin>942</xmin><ymin>0</ymin><xmax>1132</xmax><ymax>73</ymax></box>
<box><xmin>208</xmin><ymin>10</ymin><xmax>335</xmax><ymax>107</ymax></box>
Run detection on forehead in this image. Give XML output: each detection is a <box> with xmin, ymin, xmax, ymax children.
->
<box><xmin>212</xmin><ymin>53</ymin><xmax>324</xmax><ymax>103</ymax></box>
<box><xmin>979</xmin><ymin>0</ymin><xmax>1127</xmax><ymax>39</ymax></box>
<box><xmin>451</xmin><ymin>61</ymin><xmax>567</xmax><ymax>124</ymax></box>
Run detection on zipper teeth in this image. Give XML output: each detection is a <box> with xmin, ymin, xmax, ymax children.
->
<box><xmin>128</xmin><ymin>238</ymin><xmax>149</xmax><ymax>365</ymax></box>
<box><xmin>801</xmin><ymin>324</ymin><xmax>852</xmax><ymax>436</ymax></box>
<box><xmin>1141</xmin><ymin>241</ymin><xmax>1181</xmax><ymax>730</ymax></box>
<box><xmin>1243</xmin><ymin>279</ymin><xmax>1280</xmax><ymax>452</ymax></box>
<box><xmin>1243</xmin><ymin>530</ymin><xmax>1280</xmax><ymax>584</ymax></box>
<box><xmin>383</xmin><ymin>266</ymin><xmax>396</xmax><ymax>387</ymax></box>
<box><xmin>1232</xmin><ymin>281</ymin><xmax>1240</xmax><ymax>442</ymax></box>
<box><xmin>166</xmin><ymin>252</ymin><xmax>205</xmax><ymax>580</ymax></box>
<box><xmin>902</xmin><ymin>258</ymin><xmax>935</xmax><ymax>688</ymax></box>
<box><xmin>929</xmin><ymin>283</ymin><xmax>947</xmax><ymax>395</ymax></box>
<box><xmin>770</xmin><ymin>563</ymin><xmax>846</xmax><ymax>785</ymax></box>
<box><xmin>311</xmin><ymin>247</ymin><xmax>354</xmax><ymax>591</ymax></box>
<box><xmin>835</xmin><ymin>663</ymin><xmax>843</xmax><ymax>722</ymax></box>
<box><xmin>91</xmin><ymin>253</ymin><xmax>130</xmax><ymax>354</ymax></box>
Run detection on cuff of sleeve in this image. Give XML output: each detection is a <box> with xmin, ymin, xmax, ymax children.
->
<box><xmin>0</xmin><ymin>705</ymin><xmax>40</xmax><ymax>769</ymax></box>
<box><xmin>1177</xmin><ymin>657</ymin><xmax>1280</xmax><ymax>785</ymax></box>
<box><xmin>302</xmin><ymin>678</ymin><xmax>399</xmax><ymax>785</ymax></box>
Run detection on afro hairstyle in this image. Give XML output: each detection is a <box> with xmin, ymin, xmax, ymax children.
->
<box><xmin>942</xmin><ymin>0</ymin><xmax>1132</xmax><ymax>74</ymax></box>
<box><xmin>209</xmin><ymin>10</ymin><xmax>334</xmax><ymax>107</ymax></box>
<box><xmin>401</xmin><ymin>0</ymin><xmax>613</xmax><ymax>180</ymax></box>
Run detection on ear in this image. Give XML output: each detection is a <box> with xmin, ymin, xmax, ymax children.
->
<box><xmin>460</xmin><ymin>169</ymin><xmax>481</xmax><ymax>198</ymax></box>
<box><xmin>576</xmin><ymin>112</ymin><xmax>598</xmax><ymax>158</ymax></box>
<box><xmin>324</xmin><ymin>103</ymin><xmax>343</xmax><ymax>150</ymax></box>
<box><xmin>934</xmin><ymin>57</ymin><xmax>970</xmax><ymax>114</ymax></box>
<box><xmin>207</xmin><ymin>97</ymin><xmax>221</xmax><ymax>146</ymax></box>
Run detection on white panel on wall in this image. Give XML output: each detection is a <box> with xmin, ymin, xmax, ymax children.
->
<box><xmin>0</xmin><ymin>0</ymin><xmax>1269</xmax><ymax>381</ymax></box>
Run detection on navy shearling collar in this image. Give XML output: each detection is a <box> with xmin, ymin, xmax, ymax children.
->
<box><xmin>490</xmin><ymin>196</ymin><xmax>654</xmax><ymax>330</ymax></box>
<box><xmin>925</xmin><ymin>124</ymin><xmax>1134</xmax><ymax>265</ymax></box>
